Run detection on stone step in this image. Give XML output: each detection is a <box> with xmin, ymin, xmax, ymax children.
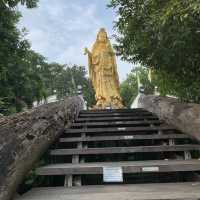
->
<box><xmin>36</xmin><ymin>160</ymin><xmax>200</xmax><ymax>176</ymax></box>
<box><xmin>60</xmin><ymin>133</ymin><xmax>190</xmax><ymax>143</ymax></box>
<box><xmin>78</xmin><ymin>112</ymin><xmax>154</xmax><ymax>118</ymax></box>
<box><xmin>50</xmin><ymin>144</ymin><xmax>200</xmax><ymax>156</ymax></box>
<box><xmin>79</xmin><ymin>108</ymin><xmax>146</xmax><ymax>114</ymax></box>
<box><xmin>75</xmin><ymin>116</ymin><xmax>159</xmax><ymax>122</ymax></box>
<box><xmin>65</xmin><ymin>125</ymin><xmax>176</xmax><ymax>134</ymax></box>
<box><xmin>71</xmin><ymin>120</ymin><xmax>163</xmax><ymax>128</ymax></box>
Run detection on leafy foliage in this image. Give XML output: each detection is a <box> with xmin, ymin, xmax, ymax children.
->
<box><xmin>0</xmin><ymin>1</ymin><xmax>45</xmax><ymax>114</ymax></box>
<box><xmin>120</xmin><ymin>72</ymin><xmax>137</xmax><ymax>107</ymax></box>
<box><xmin>0</xmin><ymin>0</ymin><xmax>95</xmax><ymax>115</ymax></box>
<box><xmin>3</xmin><ymin>0</ymin><xmax>39</xmax><ymax>8</ymax></box>
<box><xmin>120</xmin><ymin>66</ymin><xmax>153</xmax><ymax>107</ymax></box>
<box><xmin>109</xmin><ymin>0</ymin><xmax>200</xmax><ymax>103</ymax></box>
<box><xmin>50</xmin><ymin>64</ymin><xmax>95</xmax><ymax>107</ymax></box>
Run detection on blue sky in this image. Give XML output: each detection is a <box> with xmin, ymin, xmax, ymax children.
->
<box><xmin>18</xmin><ymin>0</ymin><xmax>134</xmax><ymax>81</ymax></box>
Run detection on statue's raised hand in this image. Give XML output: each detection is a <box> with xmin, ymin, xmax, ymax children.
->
<box><xmin>84</xmin><ymin>47</ymin><xmax>90</xmax><ymax>55</ymax></box>
<box><xmin>84</xmin><ymin>47</ymin><xmax>88</xmax><ymax>55</ymax></box>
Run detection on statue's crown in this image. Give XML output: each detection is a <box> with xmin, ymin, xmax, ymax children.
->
<box><xmin>99</xmin><ymin>28</ymin><xmax>106</xmax><ymax>33</ymax></box>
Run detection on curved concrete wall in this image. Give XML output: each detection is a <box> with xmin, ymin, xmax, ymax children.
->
<box><xmin>0</xmin><ymin>97</ymin><xmax>84</xmax><ymax>200</ymax></box>
<box><xmin>138</xmin><ymin>95</ymin><xmax>200</xmax><ymax>141</ymax></box>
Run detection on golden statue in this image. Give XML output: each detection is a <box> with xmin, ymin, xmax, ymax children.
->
<box><xmin>84</xmin><ymin>28</ymin><xmax>123</xmax><ymax>109</ymax></box>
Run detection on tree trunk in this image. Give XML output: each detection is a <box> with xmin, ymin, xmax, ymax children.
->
<box><xmin>138</xmin><ymin>95</ymin><xmax>200</xmax><ymax>141</ymax></box>
<box><xmin>0</xmin><ymin>96</ymin><xmax>83</xmax><ymax>200</ymax></box>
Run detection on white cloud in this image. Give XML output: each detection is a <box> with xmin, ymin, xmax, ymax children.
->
<box><xmin>18</xmin><ymin>0</ymin><xmax>133</xmax><ymax>81</ymax></box>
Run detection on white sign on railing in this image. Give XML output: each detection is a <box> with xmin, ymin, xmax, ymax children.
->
<box><xmin>103</xmin><ymin>166</ymin><xmax>123</xmax><ymax>182</ymax></box>
<box><xmin>142</xmin><ymin>166</ymin><xmax>159</xmax><ymax>172</ymax></box>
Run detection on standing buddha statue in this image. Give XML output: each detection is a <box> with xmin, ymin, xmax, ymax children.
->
<box><xmin>84</xmin><ymin>28</ymin><xmax>123</xmax><ymax>109</ymax></box>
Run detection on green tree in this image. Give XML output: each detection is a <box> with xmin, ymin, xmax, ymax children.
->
<box><xmin>4</xmin><ymin>0</ymin><xmax>38</xmax><ymax>8</ymax></box>
<box><xmin>109</xmin><ymin>0</ymin><xmax>200</xmax><ymax>103</ymax></box>
<box><xmin>0</xmin><ymin>0</ymin><xmax>45</xmax><ymax>114</ymax></box>
<box><xmin>40</xmin><ymin>62</ymin><xmax>64</xmax><ymax>96</ymax></box>
<box><xmin>120</xmin><ymin>66</ymin><xmax>153</xmax><ymax>107</ymax></box>
<box><xmin>0</xmin><ymin>0</ymin><xmax>95</xmax><ymax>115</ymax></box>
<box><xmin>69</xmin><ymin>65</ymin><xmax>95</xmax><ymax>107</ymax></box>
<box><xmin>54</xmin><ymin>65</ymin><xmax>95</xmax><ymax>107</ymax></box>
<box><xmin>120</xmin><ymin>72</ymin><xmax>138</xmax><ymax>107</ymax></box>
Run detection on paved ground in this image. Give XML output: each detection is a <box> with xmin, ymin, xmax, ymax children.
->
<box><xmin>16</xmin><ymin>182</ymin><xmax>200</xmax><ymax>200</ymax></box>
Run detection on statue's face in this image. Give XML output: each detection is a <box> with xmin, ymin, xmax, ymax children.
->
<box><xmin>98</xmin><ymin>32</ymin><xmax>107</xmax><ymax>43</ymax></box>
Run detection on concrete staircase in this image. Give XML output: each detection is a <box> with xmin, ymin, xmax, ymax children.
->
<box><xmin>36</xmin><ymin>108</ymin><xmax>200</xmax><ymax>186</ymax></box>
<box><xmin>17</xmin><ymin>108</ymin><xmax>200</xmax><ymax>199</ymax></box>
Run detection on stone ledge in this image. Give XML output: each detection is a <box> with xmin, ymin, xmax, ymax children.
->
<box><xmin>138</xmin><ymin>95</ymin><xmax>200</xmax><ymax>141</ymax></box>
<box><xmin>0</xmin><ymin>96</ymin><xmax>84</xmax><ymax>200</ymax></box>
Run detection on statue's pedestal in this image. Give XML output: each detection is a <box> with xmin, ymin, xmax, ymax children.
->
<box><xmin>93</xmin><ymin>97</ymin><xmax>124</xmax><ymax>110</ymax></box>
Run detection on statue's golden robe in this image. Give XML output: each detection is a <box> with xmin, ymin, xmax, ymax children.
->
<box><xmin>85</xmin><ymin>28</ymin><xmax>123</xmax><ymax>109</ymax></box>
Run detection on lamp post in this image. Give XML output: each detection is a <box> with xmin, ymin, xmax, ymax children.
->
<box><xmin>77</xmin><ymin>85</ymin><xmax>87</xmax><ymax>110</ymax></box>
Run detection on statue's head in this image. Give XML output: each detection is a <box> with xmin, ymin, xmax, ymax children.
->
<box><xmin>92</xmin><ymin>27</ymin><xmax>113</xmax><ymax>53</ymax></box>
<box><xmin>97</xmin><ymin>28</ymin><xmax>108</xmax><ymax>43</ymax></box>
